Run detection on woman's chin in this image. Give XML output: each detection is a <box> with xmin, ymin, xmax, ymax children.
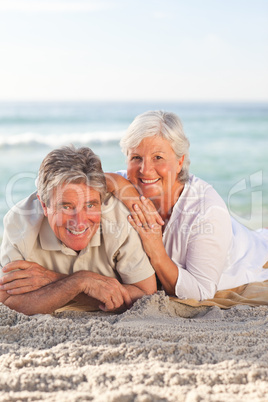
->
<box><xmin>139</xmin><ymin>186</ymin><xmax>161</xmax><ymax>200</ymax></box>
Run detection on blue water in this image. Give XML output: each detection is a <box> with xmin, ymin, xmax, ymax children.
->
<box><xmin>0</xmin><ymin>101</ymin><xmax>268</xmax><ymax>240</ymax></box>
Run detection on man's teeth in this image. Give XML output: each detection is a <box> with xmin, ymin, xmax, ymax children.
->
<box><xmin>140</xmin><ymin>179</ymin><xmax>159</xmax><ymax>184</ymax></box>
<box><xmin>68</xmin><ymin>228</ymin><xmax>87</xmax><ymax>235</ymax></box>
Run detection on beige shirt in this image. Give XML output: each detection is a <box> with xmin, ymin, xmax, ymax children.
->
<box><xmin>0</xmin><ymin>192</ymin><xmax>154</xmax><ymax>284</ymax></box>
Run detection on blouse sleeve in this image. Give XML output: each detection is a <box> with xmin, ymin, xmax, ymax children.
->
<box><xmin>175</xmin><ymin>206</ymin><xmax>232</xmax><ymax>300</ymax></box>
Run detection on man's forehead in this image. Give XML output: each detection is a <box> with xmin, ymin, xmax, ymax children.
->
<box><xmin>51</xmin><ymin>183</ymin><xmax>100</xmax><ymax>201</ymax></box>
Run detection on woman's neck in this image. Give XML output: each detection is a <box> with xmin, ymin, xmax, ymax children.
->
<box><xmin>151</xmin><ymin>182</ymin><xmax>185</xmax><ymax>223</ymax></box>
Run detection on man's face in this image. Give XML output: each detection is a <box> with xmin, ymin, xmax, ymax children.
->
<box><xmin>41</xmin><ymin>183</ymin><xmax>101</xmax><ymax>251</ymax></box>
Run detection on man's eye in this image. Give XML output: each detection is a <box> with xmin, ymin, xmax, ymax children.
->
<box><xmin>87</xmin><ymin>203</ymin><xmax>94</xmax><ymax>209</ymax></box>
<box><xmin>62</xmin><ymin>205</ymin><xmax>71</xmax><ymax>210</ymax></box>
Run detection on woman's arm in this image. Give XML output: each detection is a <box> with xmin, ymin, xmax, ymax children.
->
<box><xmin>127</xmin><ymin>201</ymin><xmax>178</xmax><ymax>296</ymax></box>
<box><xmin>105</xmin><ymin>173</ymin><xmax>140</xmax><ymax>209</ymax></box>
<box><xmin>128</xmin><ymin>198</ymin><xmax>232</xmax><ymax>300</ymax></box>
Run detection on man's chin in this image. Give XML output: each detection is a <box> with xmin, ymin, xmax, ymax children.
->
<box><xmin>62</xmin><ymin>232</ymin><xmax>91</xmax><ymax>251</ymax></box>
<box><xmin>64</xmin><ymin>239</ymin><xmax>89</xmax><ymax>252</ymax></box>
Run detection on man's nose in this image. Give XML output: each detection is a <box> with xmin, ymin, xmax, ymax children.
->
<box><xmin>71</xmin><ymin>209</ymin><xmax>87</xmax><ymax>227</ymax></box>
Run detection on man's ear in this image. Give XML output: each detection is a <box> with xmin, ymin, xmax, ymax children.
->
<box><xmin>37</xmin><ymin>194</ymin><xmax>48</xmax><ymax>217</ymax></box>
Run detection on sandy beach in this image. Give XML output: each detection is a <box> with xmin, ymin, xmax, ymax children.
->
<box><xmin>1</xmin><ymin>291</ymin><xmax>267</xmax><ymax>402</ymax></box>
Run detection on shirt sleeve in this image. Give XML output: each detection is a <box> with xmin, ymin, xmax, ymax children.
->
<box><xmin>114</xmin><ymin>170</ymin><xmax>128</xmax><ymax>179</ymax></box>
<box><xmin>175</xmin><ymin>206</ymin><xmax>232</xmax><ymax>300</ymax></box>
<box><xmin>115</xmin><ymin>226</ymin><xmax>155</xmax><ymax>285</ymax></box>
<box><xmin>0</xmin><ymin>227</ymin><xmax>24</xmax><ymax>278</ymax></box>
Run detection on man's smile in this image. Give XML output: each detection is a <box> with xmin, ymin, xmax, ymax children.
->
<box><xmin>67</xmin><ymin>227</ymin><xmax>89</xmax><ymax>236</ymax></box>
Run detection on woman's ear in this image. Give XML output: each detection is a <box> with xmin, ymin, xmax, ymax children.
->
<box><xmin>37</xmin><ymin>194</ymin><xmax>48</xmax><ymax>217</ymax></box>
<box><xmin>177</xmin><ymin>155</ymin><xmax>185</xmax><ymax>173</ymax></box>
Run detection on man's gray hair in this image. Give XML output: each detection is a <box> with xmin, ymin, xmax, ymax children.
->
<box><xmin>120</xmin><ymin>110</ymin><xmax>190</xmax><ymax>183</ymax></box>
<box><xmin>37</xmin><ymin>145</ymin><xmax>107</xmax><ymax>205</ymax></box>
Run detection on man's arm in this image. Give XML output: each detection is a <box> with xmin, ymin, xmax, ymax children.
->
<box><xmin>0</xmin><ymin>260</ymin><xmax>65</xmax><ymax>294</ymax></box>
<box><xmin>1</xmin><ymin>270</ymin><xmax>133</xmax><ymax>315</ymax></box>
<box><xmin>0</xmin><ymin>260</ymin><xmax>156</xmax><ymax>314</ymax></box>
<box><xmin>124</xmin><ymin>275</ymin><xmax>156</xmax><ymax>303</ymax></box>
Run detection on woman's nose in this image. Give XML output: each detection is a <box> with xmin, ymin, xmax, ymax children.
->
<box><xmin>140</xmin><ymin>159</ymin><xmax>153</xmax><ymax>175</ymax></box>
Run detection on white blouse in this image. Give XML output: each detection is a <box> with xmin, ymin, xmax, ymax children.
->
<box><xmin>116</xmin><ymin>171</ymin><xmax>268</xmax><ymax>300</ymax></box>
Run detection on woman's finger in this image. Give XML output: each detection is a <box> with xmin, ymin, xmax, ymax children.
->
<box><xmin>140</xmin><ymin>196</ymin><xmax>164</xmax><ymax>226</ymax></box>
<box><xmin>133</xmin><ymin>203</ymin><xmax>157</xmax><ymax>230</ymax></box>
<box><xmin>128</xmin><ymin>214</ymin><xmax>142</xmax><ymax>231</ymax></box>
<box><xmin>132</xmin><ymin>204</ymin><xmax>147</xmax><ymax>227</ymax></box>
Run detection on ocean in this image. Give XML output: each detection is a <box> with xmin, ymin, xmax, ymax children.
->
<box><xmin>0</xmin><ymin>101</ymin><xmax>267</xmax><ymax>241</ymax></box>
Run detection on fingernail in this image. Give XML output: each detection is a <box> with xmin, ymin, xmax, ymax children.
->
<box><xmin>140</xmin><ymin>196</ymin><xmax>146</xmax><ymax>201</ymax></box>
<box><xmin>134</xmin><ymin>204</ymin><xmax>140</xmax><ymax>210</ymax></box>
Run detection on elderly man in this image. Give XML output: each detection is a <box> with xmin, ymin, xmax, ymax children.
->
<box><xmin>0</xmin><ymin>146</ymin><xmax>156</xmax><ymax>315</ymax></box>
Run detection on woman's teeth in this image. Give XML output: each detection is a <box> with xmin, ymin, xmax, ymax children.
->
<box><xmin>140</xmin><ymin>179</ymin><xmax>159</xmax><ymax>184</ymax></box>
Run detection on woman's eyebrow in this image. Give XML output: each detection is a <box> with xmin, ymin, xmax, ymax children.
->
<box><xmin>130</xmin><ymin>150</ymin><xmax>166</xmax><ymax>154</ymax></box>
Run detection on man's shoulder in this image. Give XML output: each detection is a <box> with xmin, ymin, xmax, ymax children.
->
<box><xmin>3</xmin><ymin>191</ymin><xmax>44</xmax><ymax>243</ymax></box>
<box><xmin>101</xmin><ymin>193</ymin><xmax>130</xmax><ymax>221</ymax></box>
<box><xmin>100</xmin><ymin>194</ymin><xmax>132</xmax><ymax>244</ymax></box>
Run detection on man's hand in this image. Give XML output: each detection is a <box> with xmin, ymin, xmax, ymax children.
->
<box><xmin>0</xmin><ymin>260</ymin><xmax>64</xmax><ymax>295</ymax></box>
<box><xmin>75</xmin><ymin>271</ymin><xmax>133</xmax><ymax>312</ymax></box>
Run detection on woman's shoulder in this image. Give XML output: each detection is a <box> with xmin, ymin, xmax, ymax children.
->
<box><xmin>173</xmin><ymin>174</ymin><xmax>228</xmax><ymax>219</ymax></box>
<box><xmin>114</xmin><ymin>170</ymin><xmax>127</xmax><ymax>179</ymax></box>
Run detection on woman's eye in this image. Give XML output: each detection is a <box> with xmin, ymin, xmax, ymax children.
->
<box><xmin>131</xmin><ymin>156</ymin><xmax>141</xmax><ymax>161</ymax></box>
<box><xmin>155</xmin><ymin>155</ymin><xmax>163</xmax><ymax>160</ymax></box>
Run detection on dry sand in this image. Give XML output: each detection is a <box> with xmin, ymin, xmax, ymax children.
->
<box><xmin>0</xmin><ymin>291</ymin><xmax>268</xmax><ymax>402</ymax></box>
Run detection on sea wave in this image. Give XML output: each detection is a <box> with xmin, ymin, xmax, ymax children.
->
<box><xmin>0</xmin><ymin>131</ymin><xmax>124</xmax><ymax>148</ymax></box>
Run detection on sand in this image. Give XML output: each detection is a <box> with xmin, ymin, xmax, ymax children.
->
<box><xmin>0</xmin><ymin>291</ymin><xmax>268</xmax><ymax>402</ymax></box>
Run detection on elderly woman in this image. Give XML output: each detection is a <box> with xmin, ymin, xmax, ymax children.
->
<box><xmin>107</xmin><ymin>110</ymin><xmax>268</xmax><ymax>301</ymax></box>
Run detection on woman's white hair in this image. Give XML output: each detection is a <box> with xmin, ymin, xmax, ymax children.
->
<box><xmin>120</xmin><ymin>110</ymin><xmax>190</xmax><ymax>183</ymax></box>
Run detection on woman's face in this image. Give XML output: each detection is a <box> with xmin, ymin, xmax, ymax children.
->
<box><xmin>127</xmin><ymin>136</ymin><xmax>184</xmax><ymax>201</ymax></box>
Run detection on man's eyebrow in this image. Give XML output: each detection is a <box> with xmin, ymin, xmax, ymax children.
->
<box><xmin>86</xmin><ymin>199</ymin><xmax>100</xmax><ymax>204</ymax></box>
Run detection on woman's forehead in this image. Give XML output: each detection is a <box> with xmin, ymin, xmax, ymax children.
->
<box><xmin>128</xmin><ymin>136</ymin><xmax>174</xmax><ymax>154</ymax></box>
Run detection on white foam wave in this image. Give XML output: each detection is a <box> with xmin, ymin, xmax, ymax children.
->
<box><xmin>0</xmin><ymin>131</ymin><xmax>124</xmax><ymax>147</ymax></box>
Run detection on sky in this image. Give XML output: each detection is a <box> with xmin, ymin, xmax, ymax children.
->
<box><xmin>0</xmin><ymin>0</ymin><xmax>267</xmax><ymax>101</ymax></box>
